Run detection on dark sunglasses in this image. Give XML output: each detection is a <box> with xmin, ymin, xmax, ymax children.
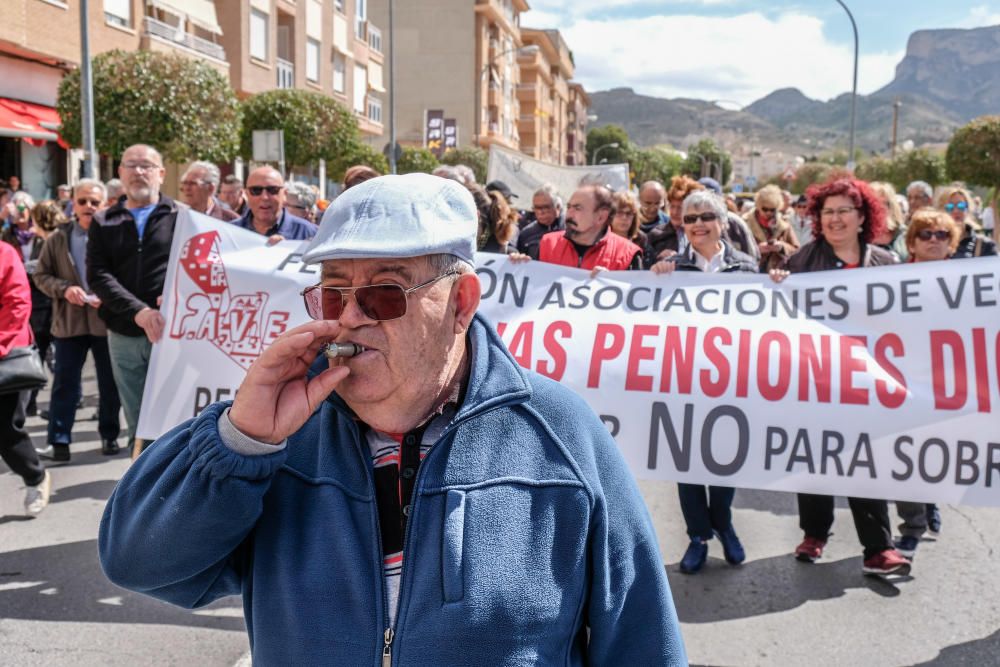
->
<box><xmin>76</xmin><ymin>197</ymin><xmax>101</xmax><ymax>206</ymax></box>
<box><xmin>917</xmin><ymin>229</ymin><xmax>951</xmax><ymax>241</ymax></box>
<box><xmin>682</xmin><ymin>212</ymin><xmax>720</xmax><ymax>225</ymax></box>
<box><xmin>247</xmin><ymin>185</ymin><xmax>283</xmax><ymax>196</ymax></box>
<box><xmin>944</xmin><ymin>201</ymin><xmax>968</xmax><ymax>212</ymax></box>
<box><xmin>301</xmin><ymin>271</ymin><xmax>458</xmax><ymax>322</ymax></box>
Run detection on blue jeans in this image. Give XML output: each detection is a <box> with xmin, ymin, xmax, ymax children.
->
<box><xmin>677</xmin><ymin>484</ymin><xmax>735</xmax><ymax>541</ymax></box>
<box><xmin>48</xmin><ymin>335</ymin><xmax>121</xmax><ymax>445</ymax></box>
<box><xmin>107</xmin><ymin>331</ymin><xmax>152</xmax><ymax>443</ymax></box>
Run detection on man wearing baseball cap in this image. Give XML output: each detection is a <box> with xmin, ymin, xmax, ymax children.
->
<box><xmin>99</xmin><ymin>174</ymin><xmax>686</xmax><ymax>665</ymax></box>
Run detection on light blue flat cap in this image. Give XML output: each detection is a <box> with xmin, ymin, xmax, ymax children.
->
<box><xmin>302</xmin><ymin>173</ymin><xmax>477</xmax><ymax>265</ymax></box>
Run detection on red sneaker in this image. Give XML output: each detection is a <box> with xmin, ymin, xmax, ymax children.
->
<box><xmin>795</xmin><ymin>536</ymin><xmax>827</xmax><ymax>562</ymax></box>
<box><xmin>863</xmin><ymin>549</ymin><xmax>912</xmax><ymax>576</ymax></box>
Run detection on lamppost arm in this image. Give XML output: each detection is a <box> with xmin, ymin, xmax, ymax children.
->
<box><xmin>835</xmin><ymin>0</ymin><xmax>859</xmax><ymax>171</ymax></box>
<box><xmin>592</xmin><ymin>142</ymin><xmax>620</xmax><ymax>165</ymax></box>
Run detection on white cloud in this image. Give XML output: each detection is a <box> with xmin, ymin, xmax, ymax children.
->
<box><xmin>552</xmin><ymin>11</ymin><xmax>902</xmax><ymax>105</ymax></box>
<box><xmin>962</xmin><ymin>5</ymin><xmax>1000</xmax><ymax>27</ymax></box>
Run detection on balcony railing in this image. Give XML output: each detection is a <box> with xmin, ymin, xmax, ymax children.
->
<box><xmin>276</xmin><ymin>58</ymin><xmax>294</xmax><ymax>89</ymax></box>
<box><xmin>143</xmin><ymin>15</ymin><xmax>225</xmax><ymax>61</ymax></box>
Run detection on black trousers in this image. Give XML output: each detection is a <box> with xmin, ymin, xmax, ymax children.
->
<box><xmin>798</xmin><ymin>493</ymin><xmax>893</xmax><ymax>559</ymax></box>
<box><xmin>0</xmin><ymin>390</ymin><xmax>45</xmax><ymax>486</ymax></box>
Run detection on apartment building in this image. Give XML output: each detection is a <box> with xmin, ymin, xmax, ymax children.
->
<box><xmin>0</xmin><ymin>0</ymin><xmax>383</xmax><ymax>197</ymax></box>
<box><xmin>217</xmin><ymin>0</ymin><xmax>385</xmax><ymax>139</ymax></box>
<box><xmin>368</xmin><ymin>0</ymin><xmax>528</xmax><ymax>155</ymax></box>
<box><xmin>516</xmin><ymin>28</ymin><xmax>574</xmax><ymax>165</ymax></box>
<box><xmin>566</xmin><ymin>82</ymin><xmax>589</xmax><ymax>166</ymax></box>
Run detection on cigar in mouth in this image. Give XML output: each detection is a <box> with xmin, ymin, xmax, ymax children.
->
<box><xmin>324</xmin><ymin>342</ymin><xmax>367</xmax><ymax>359</ymax></box>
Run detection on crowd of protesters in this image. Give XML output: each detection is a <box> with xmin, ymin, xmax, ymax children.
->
<box><xmin>0</xmin><ymin>146</ymin><xmax>996</xmax><ymax>586</ymax></box>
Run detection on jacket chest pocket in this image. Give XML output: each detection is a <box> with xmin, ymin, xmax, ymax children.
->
<box><xmin>433</xmin><ymin>483</ymin><xmax>589</xmax><ymax>624</ymax></box>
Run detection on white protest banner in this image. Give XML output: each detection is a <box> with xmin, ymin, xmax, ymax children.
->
<box><xmin>139</xmin><ymin>211</ymin><xmax>1000</xmax><ymax>506</ymax></box>
<box><xmin>473</xmin><ymin>254</ymin><xmax>1000</xmax><ymax>507</ymax></box>
<box><xmin>486</xmin><ymin>144</ymin><xmax>629</xmax><ymax>203</ymax></box>
<box><xmin>136</xmin><ymin>210</ymin><xmax>319</xmax><ymax>440</ymax></box>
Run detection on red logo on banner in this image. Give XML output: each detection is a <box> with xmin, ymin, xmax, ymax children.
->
<box><xmin>169</xmin><ymin>231</ymin><xmax>290</xmax><ymax>370</ymax></box>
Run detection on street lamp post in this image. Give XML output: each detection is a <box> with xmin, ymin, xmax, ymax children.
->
<box><xmin>388</xmin><ymin>0</ymin><xmax>396</xmax><ymax>174</ymax></box>
<box><xmin>475</xmin><ymin>44</ymin><xmax>539</xmax><ymax>147</ymax></box>
<box><xmin>79</xmin><ymin>0</ymin><xmax>97</xmax><ymax>179</ymax></box>
<box><xmin>835</xmin><ymin>0</ymin><xmax>859</xmax><ymax>171</ymax></box>
<box><xmin>592</xmin><ymin>142</ymin><xmax>619</xmax><ymax>166</ymax></box>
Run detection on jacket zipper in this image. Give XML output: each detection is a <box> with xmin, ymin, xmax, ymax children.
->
<box><xmin>339</xmin><ymin>396</ymin><xmax>521</xmax><ymax>667</ymax></box>
<box><xmin>382</xmin><ymin>627</ymin><xmax>394</xmax><ymax>667</ymax></box>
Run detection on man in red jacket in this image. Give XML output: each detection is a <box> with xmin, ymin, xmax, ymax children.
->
<box><xmin>522</xmin><ymin>185</ymin><xmax>642</xmax><ymax>273</ymax></box>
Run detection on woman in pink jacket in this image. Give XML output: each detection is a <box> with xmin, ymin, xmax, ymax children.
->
<box><xmin>0</xmin><ymin>241</ymin><xmax>51</xmax><ymax>514</ymax></box>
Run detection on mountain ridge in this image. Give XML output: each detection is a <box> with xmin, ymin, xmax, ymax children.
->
<box><xmin>588</xmin><ymin>24</ymin><xmax>1000</xmax><ymax>155</ymax></box>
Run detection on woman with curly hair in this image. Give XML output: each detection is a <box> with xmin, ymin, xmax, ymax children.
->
<box><xmin>771</xmin><ymin>177</ymin><xmax>909</xmax><ymax>577</ymax></box>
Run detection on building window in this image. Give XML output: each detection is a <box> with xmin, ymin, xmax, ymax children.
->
<box><xmin>306</xmin><ymin>38</ymin><xmax>320</xmax><ymax>82</ymax></box>
<box><xmin>353</xmin><ymin>64</ymin><xmax>366</xmax><ymax>113</ymax></box>
<box><xmin>250</xmin><ymin>9</ymin><xmax>268</xmax><ymax>61</ymax></box>
<box><xmin>368</xmin><ymin>97</ymin><xmax>382</xmax><ymax>124</ymax></box>
<box><xmin>354</xmin><ymin>0</ymin><xmax>366</xmax><ymax>39</ymax></box>
<box><xmin>333</xmin><ymin>52</ymin><xmax>346</xmax><ymax>93</ymax></box>
<box><xmin>334</xmin><ymin>0</ymin><xmax>344</xmax><ymax>12</ymax></box>
<box><xmin>104</xmin><ymin>0</ymin><xmax>131</xmax><ymax>26</ymax></box>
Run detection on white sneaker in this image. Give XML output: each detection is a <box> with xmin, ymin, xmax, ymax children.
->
<box><xmin>24</xmin><ymin>470</ymin><xmax>52</xmax><ymax>516</ymax></box>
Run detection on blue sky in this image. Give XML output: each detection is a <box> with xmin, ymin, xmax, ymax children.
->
<box><xmin>521</xmin><ymin>1</ymin><xmax>1000</xmax><ymax>105</ymax></box>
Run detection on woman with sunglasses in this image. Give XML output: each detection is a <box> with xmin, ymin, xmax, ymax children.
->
<box><xmin>610</xmin><ymin>190</ymin><xmax>648</xmax><ymax>257</ymax></box>
<box><xmin>937</xmin><ymin>185</ymin><xmax>997</xmax><ymax>259</ymax></box>
<box><xmin>33</xmin><ymin>180</ymin><xmax>122</xmax><ymax>462</ymax></box>
<box><xmin>770</xmin><ymin>177</ymin><xmax>910</xmax><ymax>577</ymax></box>
<box><xmin>651</xmin><ymin>190</ymin><xmax>755</xmax><ymax>574</ymax></box>
<box><xmin>743</xmin><ymin>184</ymin><xmax>799</xmax><ymax>273</ymax></box>
<box><xmin>886</xmin><ymin>208</ymin><xmax>962</xmax><ymax>557</ymax></box>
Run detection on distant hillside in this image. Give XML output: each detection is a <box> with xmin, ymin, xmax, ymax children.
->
<box><xmin>588</xmin><ymin>24</ymin><xmax>1000</xmax><ymax>154</ymax></box>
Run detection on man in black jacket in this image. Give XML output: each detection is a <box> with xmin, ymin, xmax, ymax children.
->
<box><xmin>516</xmin><ymin>184</ymin><xmax>564</xmax><ymax>259</ymax></box>
<box><xmin>87</xmin><ymin>144</ymin><xmax>178</xmax><ymax>453</ymax></box>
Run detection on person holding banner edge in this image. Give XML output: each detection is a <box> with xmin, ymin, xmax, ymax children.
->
<box><xmin>771</xmin><ymin>177</ymin><xmax>911</xmax><ymax>577</ymax></box>
<box><xmin>891</xmin><ymin>208</ymin><xmax>963</xmax><ymax>557</ymax></box>
<box><xmin>652</xmin><ymin>190</ymin><xmax>757</xmax><ymax>573</ymax></box>
<box><xmin>99</xmin><ymin>173</ymin><xmax>687</xmax><ymax>665</ymax></box>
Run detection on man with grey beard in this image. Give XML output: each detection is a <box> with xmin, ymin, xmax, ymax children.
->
<box><xmin>87</xmin><ymin>144</ymin><xmax>178</xmax><ymax>455</ymax></box>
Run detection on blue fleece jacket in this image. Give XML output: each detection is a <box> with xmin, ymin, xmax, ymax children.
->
<box><xmin>99</xmin><ymin>315</ymin><xmax>687</xmax><ymax>666</ymax></box>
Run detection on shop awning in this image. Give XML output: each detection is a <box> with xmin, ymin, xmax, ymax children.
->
<box><xmin>0</xmin><ymin>98</ymin><xmax>68</xmax><ymax>148</ymax></box>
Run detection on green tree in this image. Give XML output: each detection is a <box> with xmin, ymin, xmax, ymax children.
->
<box><xmin>240</xmin><ymin>89</ymin><xmax>361</xmax><ymax>173</ymax></box>
<box><xmin>440</xmin><ymin>146</ymin><xmax>488</xmax><ymax>183</ymax></box>
<box><xmin>57</xmin><ymin>49</ymin><xmax>240</xmax><ymax>163</ymax></box>
<box><xmin>627</xmin><ymin>147</ymin><xmax>682</xmax><ymax>186</ymax></box>
<box><xmin>586</xmin><ymin>125</ymin><xmax>630</xmax><ymax>165</ymax></box>
<box><xmin>892</xmin><ymin>148</ymin><xmax>947</xmax><ymax>190</ymax></box>
<box><xmin>791</xmin><ymin>163</ymin><xmax>834</xmax><ymax>193</ymax></box>
<box><xmin>947</xmin><ymin>116</ymin><xmax>1000</xmax><ymax>191</ymax></box>
<box><xmin>338</xmin><ymin>143</ymin><xmax>389</xmax><ymax>178</ymax></box>
<box><xmin>681</xmin><ymin>139</ymin><xmax>732</xmax><ymax>184</ymax></box>
<box><xmin>856</xmin><ymin>157</ymin><xmax>896</xmax><ymax>185</ymax></box>
<box><xmin>396</xmin><ymin>147</ymin><xmax>440</xmax><ymax>175</ymax></box>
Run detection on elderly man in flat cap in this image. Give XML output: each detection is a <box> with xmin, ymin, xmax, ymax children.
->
<box><xmin>99</xmin><ymin>174</ymin><xmax>686</xmax><ymax>666</ymax></box>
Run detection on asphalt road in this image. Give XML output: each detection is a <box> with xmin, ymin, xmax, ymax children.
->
<box><xmin>1</xmin><ymin>359</ymin><xmax>997</xmax><ymax>666</ymax></box>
